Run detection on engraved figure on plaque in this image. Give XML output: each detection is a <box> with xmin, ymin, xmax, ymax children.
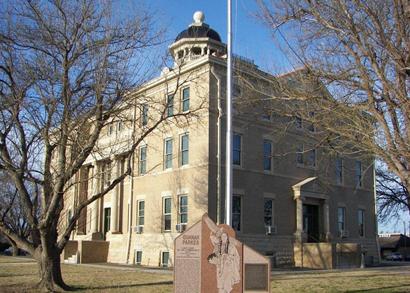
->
<box><xmin>205</xmin><ymin>218</ymin><xmax>240</xmax><ymax>293</ymax></box>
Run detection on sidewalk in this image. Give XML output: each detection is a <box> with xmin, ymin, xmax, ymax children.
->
<box><xmin>64</xmin><ymin>260</ymin><xmax>410</xmax><ymax>276</ymax></box>
<box><xmin>67</xmin><ymin>262</ymin><xmax>173</xmax><ymax>275</ymax></box>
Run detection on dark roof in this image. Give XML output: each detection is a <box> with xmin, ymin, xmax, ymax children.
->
<box><xmin>175</xmin><ymin>25</ymin><xmax>221</xmax><ymax>42</ymax></box>
<box><xmin>379</xmin><ymin>234</ymin><xmax>410</xmax><ymax>249</ymax></box>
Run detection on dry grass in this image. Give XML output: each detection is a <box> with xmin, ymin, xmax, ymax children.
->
<box><xmin>1</xmin><ymin>256</ymin><xmax>410</xmax><ymax>292</ymax></box>
<box><xmin>271</xmin><ymin>267</ymin><xmax>410</xmax><ymax>293</ymax></box>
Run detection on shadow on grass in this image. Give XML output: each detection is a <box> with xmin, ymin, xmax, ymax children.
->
<box><xmin>347</xmin><ymin>284</ymin><xmax>410</xmax><ymax>293</ymax></box>
<box><xmin>74</xmin><ymin>280</ymin><xmax>173</xmax><ymax>291</ymax></box>
<box><xmin>0</xmin><ymin>273</ymin><xmax>38</xmax><ymax>278</ymax></box>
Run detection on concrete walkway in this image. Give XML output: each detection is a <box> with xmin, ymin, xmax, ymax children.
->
<box><xmin>63</xmin><ymin>260</ymin><xmax>410</xmax><ymax>276</ymax></box>
<box><xmin>66</xmin><ymin>262</ymin><xmax>174</xmax><ymax>275</ymax></box>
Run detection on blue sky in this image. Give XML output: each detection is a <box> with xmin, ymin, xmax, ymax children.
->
<box><xmin>119</xmin><ymin>0</ymin><xmax>409</xmax><ymax>234</ymax></box>
<box><xmin>137</xmin><ymin>0</ymin><xmax>294</xmax><ymax>73</ymax></box>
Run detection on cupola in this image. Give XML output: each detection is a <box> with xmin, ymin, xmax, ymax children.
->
<box><xmin>169</xmin><ymin>11</ymin><xmax>226</xmax><ymax>64</ymax></box>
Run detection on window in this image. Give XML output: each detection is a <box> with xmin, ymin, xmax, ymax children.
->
<box><xmin>137</xmin><ymin>200</ymin><xmax>145</xmax><ymax>226</ymax></box>
<box><xmin>191</xmin><ymin>47</ymin><xmax>201</xmax><ymax>55</ymax></box>
<box><xmin>336</xmin><ymin>157</ymin><xmax>344</xmax><ymax>185</ymax></box>
<box><xmin>164</xmin><ymin>138</ymin><xmax>173</xmax><ymax>169</ymax></box>
<box><xmin>117</xmin><ymin>121</ymin><xmax>123</xmax><ymax>132</ymax></box>
<box><xmin>182</xmin><ymin>87</ymin><xmax>190</xmax><ymax>112</ymax></box>
<box><xmin>139</xmin><ymin>146</ymin><xmax>147</xmax><ymax>175</ymax></box>
<box><xmin>108</xmin><ymin>123</ymin><xmax>114</xmax><ymax>136</ymax></box>
<box><xmin>233</xmin><ymin>84</ymin><xmax>241</xmax><ymax>98</ymax></box>
<box><xmin>232</xmin><ymin>195</ymin><xmax>241</xmax><ymax>231</ymax></box>
<box><xmin>135</xmin><ymin>251</ymin><xmax>142</xmax><ymax>265</ymax></box>
<box><xmin>337</xmin><ymin>207</ymin><xmax>346</xmax><ymax>232</ymax></box>
<box><xmin>163</xmin><ymin>197</ymin><xmax>172</xmax><ymax>231</ymax></box>
<box><xmin>306</xmin><ymin>149</ymin><xmax>316</xmax><ymax>167</ymax></box>
<box><xmin>261</xmin><ymin>113</ymin><xmax>271</xmax><ymax>121</ymax></box>
<box><xmin>180</xmin><ymin>134</ymin><xmax>189</xmax><ymax>166</ymax></box>
<box><xmin>358</xmin><ymin>209</ymin><xmax>365</xmax><ymax>237</ymax></box>
<box><xmin>66</xmin><ymin>209</ymin><xmax>72</xmax><ymax>226</ymax></box>
<box><xmin>296</xmin><ymin>145</ymin><xmax>316</xmax><ymax>168</ymax></box>
<box><xmin>233</xmin><ymin>133</ymin><xmax>242</xmax><ymax>166</ymax></box>
<box><xmin>295</xmin><ymin>116</ymin><xmax>302</xmax><ymax>129</ymax></box>
<box><xmin>166</xmin><ymin>94</ymin><xmax>174</xmax><ymax>117</ymax></box>
<box><xmin>264</xmin><ymin>198</ymin><xmax>274</xmax><ymax>227</ymax></box>
<box><xmin>142</xmin><ymin>104</ymin><xmax>148</xmax><ymax>126</ymax></box>
<box><xmin>355</xmin><ymin>160</ymin><xmax>362</xmax><ymax>187</ymax></box>
<box><xmin>263</xmin><ymin>140</ymin><xmax>272</xmax><ymax>171</ymax></box>
<box><xmin>179</xmin><ymin>195</ymin><xmax>188</xmax><ymax>224</ymax></box>
<box><xmin>296</xmin><ymin>144</ymin><xmax>304</xmax><ymax>165</ymax></box>
<box><xmin>104</xmin><ymin>207</ymin><xmax>111</xmax><ymax>233</ymax></box>
<box><xmin>161</xmin><ymin>251</ymin><xmax>170</xmax><ymax>267</ymax></box>
<box><xmin>307</xmin><ymin>111</ymin><xmax>315</xmax><ymax>132</ymax></box>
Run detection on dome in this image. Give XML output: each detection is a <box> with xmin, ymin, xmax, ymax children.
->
<box><xmin>175</xmin><ymin>26</ymin><xmax>222</xmax><ymax>42</ymax></box>
<box><xmin>175</xmin><ymin>11</ymin><xmax>222</xmax><ymax>43</ymax></box>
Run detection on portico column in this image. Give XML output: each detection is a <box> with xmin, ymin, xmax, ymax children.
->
<box><xmin>293</xmin><ymin>195</ymin><xmax>304</xmax><ymax>268</ymax></box>
<box><xmin>323</xmin><ymin>200</ymin><xmax>331</xmax><ymax>242</ymax></box>
<box><xmin>295</xmin><ymin>196</ymin><xmax>304</xmax><ymax>237</ymax></box>
<box><xmin>90</xmin><ymin>164</ymin><xmax>99</xmax><ymax>234</ymax></box>
<box><xmin>110</xmin><ymin>159</ymin><xmax>119</xmax><ymax>233</ymax></box>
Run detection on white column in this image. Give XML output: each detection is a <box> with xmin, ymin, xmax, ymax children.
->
<box><xmin>296</xmin><ymin>197</ymin><xmax>303</xmax><ymax>234</ymax></box>
<box><xmin>110</xmin><ymin>159</ymin><xmax>119</xmax><ymax>233</ymax></box>
<box><xmin>90</xmin><ymin>164</ymin><xmax>99</xmax><ymax>234</ymax></box>
<box><xmin>324</xmin><ymin>200</ymin><xmax>331</xmax><ymax>241</ymax></box>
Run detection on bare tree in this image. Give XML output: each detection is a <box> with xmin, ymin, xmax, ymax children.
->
<box><xmin>0</xmin><ymin>172</ymin><xmax>31</xmax><ymax>256</ymax></box>
<box><xmin>254</xmin><ymin>0</ymin><xmax>410</xmax><ymax>214</ymax></box>
<box><xmin>377</xmin><ymin>166</ymin><xmax>410</xmax><ymax>221</ymax></box>
<box><xmin>0</xmin><ymin>0</ymin><xmax>203</xmax><ymax>291</ymax></box>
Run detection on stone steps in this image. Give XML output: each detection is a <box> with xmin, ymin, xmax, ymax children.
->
<box><xmin>64</xmin><ymin>254</ymin><xmax>78</xmax><ymax>264</ymax></box>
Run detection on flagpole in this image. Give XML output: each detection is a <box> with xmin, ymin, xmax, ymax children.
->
<box><xmin>225</xmin><ymin>0</ymin><xmax>233</xmax><ymax>226</ymax></box>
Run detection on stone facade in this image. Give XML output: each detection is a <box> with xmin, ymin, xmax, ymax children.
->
<box><xmin>60</xmin><ymin>12</ymin><xmax>379</xmax><ymax>269</ymax></box>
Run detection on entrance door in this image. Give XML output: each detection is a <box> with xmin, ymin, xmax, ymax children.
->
<box><xmin>104</xmin><ymin>207</ymin><xmax>111</xmax><ymax>237</ymax></box>
<box><xmin>303</xmin><ymin>204</ymin><xmax>319</xmax><ymax>242</ymax></box>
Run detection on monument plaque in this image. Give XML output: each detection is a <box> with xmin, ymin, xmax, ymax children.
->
<box><xmin>174</xmin><ymin>214</ymin><xmax>271</xmax><ymax>293</ymax></box>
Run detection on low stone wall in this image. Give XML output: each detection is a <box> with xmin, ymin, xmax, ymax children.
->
<box><xmin>335</xmin><ymin>243</ymin><xmax>361</xmax><ymax>268</ymax></box>
<box><xmin>79</xmin><ymin>240</ymin><xmax>109</xmax><ymax>263</ymax></box>
<box><xmin>294</xmin><ymin>242</ymin><xmax>361</xmax><ymax>269</ymax></box>
<box><xmin>61</xmin><ymin>240</ymin><xmax>78</xmax><ymax>261</ymax></box>
<box><xmin>295</xmin><ymin>243</ymin><xmax>334</xmax><ymax>269</ymax></box>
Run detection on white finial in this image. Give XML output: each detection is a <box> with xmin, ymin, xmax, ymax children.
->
<box><xmin>193</xmin><ymin>11</ymin><xmax>205</xmax><ymax>24</ymax></box>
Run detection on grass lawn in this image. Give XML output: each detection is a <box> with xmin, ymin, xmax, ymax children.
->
<box><xmin>1</xmin><ymin>256</ymin><xmax>410</xmax><ymax>292</ymax></box>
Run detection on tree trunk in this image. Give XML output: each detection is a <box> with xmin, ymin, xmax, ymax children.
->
<box><xmin>37</xmin><ymin>248</ymin><xmax>72</xmax><ymax>292</ymax></box>
<box><xmin>11</xmin><ymin>241</ymin><xmax>18</xmax><ymax>256</ymax></box>
<box><xmin>36</xmin><ymin>221</ymin><xmax>73</xmax><ymax>292</ymax></box>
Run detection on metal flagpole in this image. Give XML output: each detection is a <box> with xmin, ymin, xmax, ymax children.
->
<box><xmin>225</xmin><ymin>0</ymin><xmax>233</xmax><ymax>226</ymax></box>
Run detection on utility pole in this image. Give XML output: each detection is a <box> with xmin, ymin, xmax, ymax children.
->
<box><xmin>225</xmin><ymin>0</ymin><xmax>233</xmax><ymax>226</ymax></box>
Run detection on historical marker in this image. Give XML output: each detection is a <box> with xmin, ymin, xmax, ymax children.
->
<box><xmin>174</xmin><ymin>214</ymin><xmax>271</xmax><ymax>293</ymax></box>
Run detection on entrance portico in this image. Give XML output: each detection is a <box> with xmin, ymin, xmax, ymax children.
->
<box><xmin>293</xmin><ymin>177</ymin><xmax>331</xmax><ymax>243</ymax></box>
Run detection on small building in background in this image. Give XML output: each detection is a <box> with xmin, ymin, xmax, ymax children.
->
<box><xmin>379</xmin><ymin>233</ymin><xmax>410</xmax><ymax>260</ymax></box>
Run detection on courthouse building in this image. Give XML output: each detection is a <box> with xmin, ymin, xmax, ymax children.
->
<box><xmin>61</xmin><ymin>12</ymin><xmax>379</xmax><ymax>268</ymax></box>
